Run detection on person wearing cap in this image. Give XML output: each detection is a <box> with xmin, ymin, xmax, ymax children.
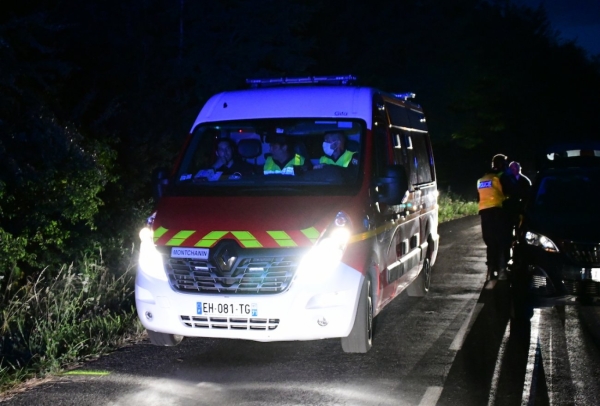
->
<box><xmin>314</xmin><ymin>130</ymin><xmax>358</xmax><ymax>169</ymax></box>
<box><xmin>263</xmin><ymin>135</ymin><xmax>309</xmax><ymax>175</ymax></box>
<box><xmin>477</xmin><ymin>154</ymin><xmax>516</xmax><ymax>281</ymax></box>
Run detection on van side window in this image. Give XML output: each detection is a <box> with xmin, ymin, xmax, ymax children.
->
<box><xmin>385</xmin><ymin>102</ymin><xmax>415</xmax><ymax>179</ymax></box>
<box><xmin>372</xmin><ymin>97</ymin><xmax>392</xmax><ymax>178</ymax></box>
<box><xmin>403</xmin><ymin>134</ymin><xmax>418</xmax><ymax>186</ymax></box>
<box><xmin>407</xmin><ymin>108</ymin><xmax>428</xmax><ymax>132</ymax></box>
<box><xmin>411</xmin><ymin>133</ymin><xmax>433</xmax><ymax>184</ymax></box>
<box><xmin>385</xmin><ymin>102</ymin><xmax>432</xmax><ymax>185</ymax></box>
<box><xmin>385</xmin><ymin>103</ymin><xmax>410</xmax><ymax>129</ymax></box>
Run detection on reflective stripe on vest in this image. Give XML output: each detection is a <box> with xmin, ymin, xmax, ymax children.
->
<box><xmin>319</xmin><ymin>149</ymin><xmax>355</xmax><ymax>167</ymax></box>
<box><xmin>477</xmin><ymin>172</ymin><xmax>505</xmax><ymax>210</ymax></box>
<box><xmin>263</xmin><ymin>154</ymin><xmax>304</xmax><ymax>175</ymax></box>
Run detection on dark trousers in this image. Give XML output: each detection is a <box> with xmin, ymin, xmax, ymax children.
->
<box><xmin>480</xmin><ymin>207</ymin><xmax>511</xmax><ymax>272</ymax></box>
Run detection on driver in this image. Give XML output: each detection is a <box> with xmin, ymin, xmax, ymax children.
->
<box><xmin>199</xmin><ymin>138</ymin><xmax>252</xmax><ymax>177</ymax></box>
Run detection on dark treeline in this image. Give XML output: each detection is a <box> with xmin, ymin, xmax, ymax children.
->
<box><xmin>1</xmin><ymin>0</ymin><xmax>599</xmax><ymax>281</ymax></box>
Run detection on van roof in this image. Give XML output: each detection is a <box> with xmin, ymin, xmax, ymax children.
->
<box><xmin>191</xmin><ymin>86</ymin><xmax>386</xmax><ymax>131</ymax></box>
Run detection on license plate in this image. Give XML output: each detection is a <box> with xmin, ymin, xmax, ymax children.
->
<box><xmin>171</xmin><ymin>247</ymin><xmax>209</xmax><ymax>260</ymax></box>
<box><xmin>592</xmin><ymin>268</ymin><xmax>600</xmax><ymax>282</ymax></box>
<box><xmin>197</xmin><ymin>302</ymin><xmax>258</xmax><ymax>317</ymax></box>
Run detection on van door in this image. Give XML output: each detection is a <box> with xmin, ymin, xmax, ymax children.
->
<box><xmin>371</xmin><ymin>95</ymin><xmax>398</xmax><ymax>308</ymax></box>
<box><xmin>385</xmin><ymin>102</ymin><xmax>422</xmax><ymax>289</ymax></box>
<box><xmin>404</xmin><ymin>106</ymin><xmax>436</xmax><ymax>255</ymax></box>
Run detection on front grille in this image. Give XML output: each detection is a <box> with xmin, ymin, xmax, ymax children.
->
<box><xmin>180</xmin><ymin>315</ymin><xmax>280</xmax><ymax>330</ymax></box>
<box><xmin>563</xmin><ymin>280</ymin><xmax>600</xmax><ymax>296</ymax></box>
<box><xmin>167</xmin><ymin>255</ymin><xmax>300</xmax><ymax>294</ymax></box>
<box><xmin>529</xmin><ymin>275</ymin><xmax>556</xmax><ymax>295</ymax></box>
<box><xmin>563</xmin><ymin>280</ymin><xmax>580</xmax><ymax>295</ymax></box>
<box><xmin>561</xmin><ymin>242</ymin><xmax>600</xmax><ymax>266</ymax></box>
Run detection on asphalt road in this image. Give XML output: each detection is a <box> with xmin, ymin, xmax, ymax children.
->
<box><xmin>3</xmin><ymin>215</ymin><xmax>600</xmax><ymax>405</ymax></box>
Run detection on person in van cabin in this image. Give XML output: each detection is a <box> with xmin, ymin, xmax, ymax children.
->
<box><xmin>313</xmin><ymin>130</ymin><xmax>358</xmax><ymax>169</ymax></box>
<box><xmin>477</xmin><ymin>154</ymin><xmax>516</xmax><ymax>281</ymax></box>
<box><xmin>206</xmin><ymin>138</ymin><xmax>253</xmax><ymax>176</ymax></box>
<box><xmin>263</xmin><ymin>135</ymin><xmax>309</xmax><ymax>175</ymax></box>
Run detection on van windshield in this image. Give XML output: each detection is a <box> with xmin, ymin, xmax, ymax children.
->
<box><xmin>170</xmin><ymin>119</ymin><xmax>365</xmax><ymax>196</ymax></box>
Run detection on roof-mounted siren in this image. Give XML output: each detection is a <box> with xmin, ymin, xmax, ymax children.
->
<box><xmin>246</xmin><ymin>75</ymin><xmax>357</xmax><ymax>88</ymax></box>
<box><xmin>393</xmin><ymin>92</ymin><xmax>416</xmax><ymax>101</ymax></box>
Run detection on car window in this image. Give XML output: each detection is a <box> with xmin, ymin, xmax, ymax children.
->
<box><xmin>533</xmin><ymin>171</ymin><xmax>600</xmax><ymax>222</ymax></box>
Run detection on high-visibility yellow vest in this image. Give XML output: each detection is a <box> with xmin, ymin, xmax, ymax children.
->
<box><xmin>319</xmin><ymin>150</ymin><xmax>356</xmax><ymax>167</ymax></box>
<box><xmin>264</xmin><ymin>154</ymin><xmax>304</xmax><ymax>175</ymax></box>
<box><xmin>477</xmin><ymin>172</ymin><xmax>505</xmax><ymax>211</ymax></box>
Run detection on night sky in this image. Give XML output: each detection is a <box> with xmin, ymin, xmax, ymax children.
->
<box><xmin>515</xmin><ymin>0</ymin><xmax>600</xmax><ymax>56</ymax></box>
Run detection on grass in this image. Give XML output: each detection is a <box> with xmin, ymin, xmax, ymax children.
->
<box><xmin>438</xmin><ymin>191</ymin><xmax>479</xmax><ymax>223</ymax></box>
<box><xmin>0</xmin><ymin>250</ymin><xmax>145</xmax><ymax>394</ymax></box>
<box><xmin>0</xmin><ymin>192</ymin><xmax>477</xmax><ymax>396</ymax></box>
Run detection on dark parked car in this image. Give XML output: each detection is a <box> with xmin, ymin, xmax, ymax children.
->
<box><xmin>509</xmin><ymin>143</ymin><xmax>600</xmax><ymax>320</ymax></box>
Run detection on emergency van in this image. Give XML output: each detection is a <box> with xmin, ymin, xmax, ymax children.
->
<box><xmin>136</xmin><ymin>75</ymin><xmax>439</xmax><ymax>353</ymax></box>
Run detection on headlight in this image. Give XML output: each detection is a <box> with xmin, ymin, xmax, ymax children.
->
<box><xmin>525</xmin><ymin>231</ymin><xmax>559</xmax><ymax>253</ymax></box>
<box><xmin>295</xmin><ymin>213</ymin><xmax>352</xmax><ymax>281</ymax></box>
<box><xmin>138</xmin><ymin>227</ymin><xmax>168</xmax><ymax>281</ymax></box>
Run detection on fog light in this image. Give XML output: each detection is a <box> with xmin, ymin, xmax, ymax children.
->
<box><xmin>145</xmin><ymin>311</ymin><xmax>153</xmax><ymax>321</ymax></box>
<box><xmin>317</xmin><ymin>317</ymin><xmax>328</xmax><ymax>327</ymax></box>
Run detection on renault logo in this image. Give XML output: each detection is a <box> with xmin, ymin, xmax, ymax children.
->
<box><xmin>217</xmin><ymin>248</ymin><xmax>237</xmax><ymax>272</ymax></box>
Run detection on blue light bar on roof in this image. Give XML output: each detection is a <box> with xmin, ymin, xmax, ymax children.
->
<box><xmin>246</xmin><ymin>75</ymin><xmax>357</xmax><ymax>87</ymax></box>
<box><xmin>393</xmin><ymin>92</ymin><xmax>416</xmax><ymax>100</ymax></box>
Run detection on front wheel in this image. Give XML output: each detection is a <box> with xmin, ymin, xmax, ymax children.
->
<box><xmin>146</xmin><ymin>329</ymin><xmax>184</xmax><ymax>346</ymax></box>
<box><xmin>509</xmin><ymin>276</ymin><xmax>533</xmax><ymax>336</ymax></box>
<box><xmin>407</xmin><ymin>254</ymin><xmax>432</xmax><ymax>297</ymax></box>
<box><xmin>341</xmin><ymin>278</ymin><xmax>373</xmax><ymax>353</ymax></box>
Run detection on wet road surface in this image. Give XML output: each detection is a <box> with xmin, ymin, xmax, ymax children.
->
<box><xmin>3</xmin><ymin>215</ymin><xmax>600</xmax><ymax>405</ymax></box>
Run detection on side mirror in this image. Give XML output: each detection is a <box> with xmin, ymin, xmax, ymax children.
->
<box><xmin>376</xmin><ymin>165</ymin><xmax>409</xmax><ymax>205</ymax></box>
<box><xmin>152</xmin><ymin>167</ymin><xmax>170</xmax><ymax>203</ymax></box>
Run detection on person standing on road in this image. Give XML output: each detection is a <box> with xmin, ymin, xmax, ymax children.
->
<box><xmin>505</xmin><ymin>161</ymin><xmax>532</xmax><ymax>233</ymax></box>
<box><xmin>477</xmin><ymin>154</ymin><xmax>515</xmax><ymax>281</ymax></box>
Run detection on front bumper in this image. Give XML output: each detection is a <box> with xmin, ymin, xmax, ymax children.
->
<box><xmin>511</xmin><ymin>245</ymin><xmax>600</xmax><ymax>307</ymax></box>
<box><xmin>135</xmin><ymin>262</ymin><xmax>364</xmax><ymax>342</ymax></box>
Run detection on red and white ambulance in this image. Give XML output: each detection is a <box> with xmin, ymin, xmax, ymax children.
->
<box><xmin>136</xmin><ymin>76</ymin><xmax>439</xmax><ymax>352</ymax></box>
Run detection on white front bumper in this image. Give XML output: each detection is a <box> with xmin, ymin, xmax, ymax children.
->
<box><xmin>135</xmin><ymin>262</ymin><xmax>364</xmax><ymax>342</ymax></box>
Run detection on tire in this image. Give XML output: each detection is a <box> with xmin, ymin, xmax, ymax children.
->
<box><xmin>407</xmin><ymin>252</ymin><xmax>432</xmax><ymax>297</ymax></box>
<box><xmin>147</xmin><ymin>329</ymin><xmax>184</xmax><ymax>346</ymax></box>
<box><xmin>579</xmin><ymin>295</ymin><xmax>595</xmax><ymax>306</ymax></box>
<box><xmin>509</xmin><ymin>281</ymin><xmax>533</xmax><ymax>335</ymax></box>
<box><xmin>341</xmin><ymin>278</ymin><xmax>373</xmax><ymax>353</ymax></box>
<box><xmin>509</xmin><ymin>265</ymin><xmax>533</xmax><ymax>322</ymax></box>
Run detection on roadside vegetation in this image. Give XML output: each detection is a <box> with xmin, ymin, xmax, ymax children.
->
<box><xmin>0</xmin><ymin>250</ymin><xmax>144</xmax><ymax>393</ymax></box>
<box><xmin>0</xmin><ymin>195</ymin><xmax>477</xmax><ymax>394</ymax></box>
<box><xmin>438</xmin><ymin>192</ymin><xmax>479</xmax><ymax>223</ymax></box>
